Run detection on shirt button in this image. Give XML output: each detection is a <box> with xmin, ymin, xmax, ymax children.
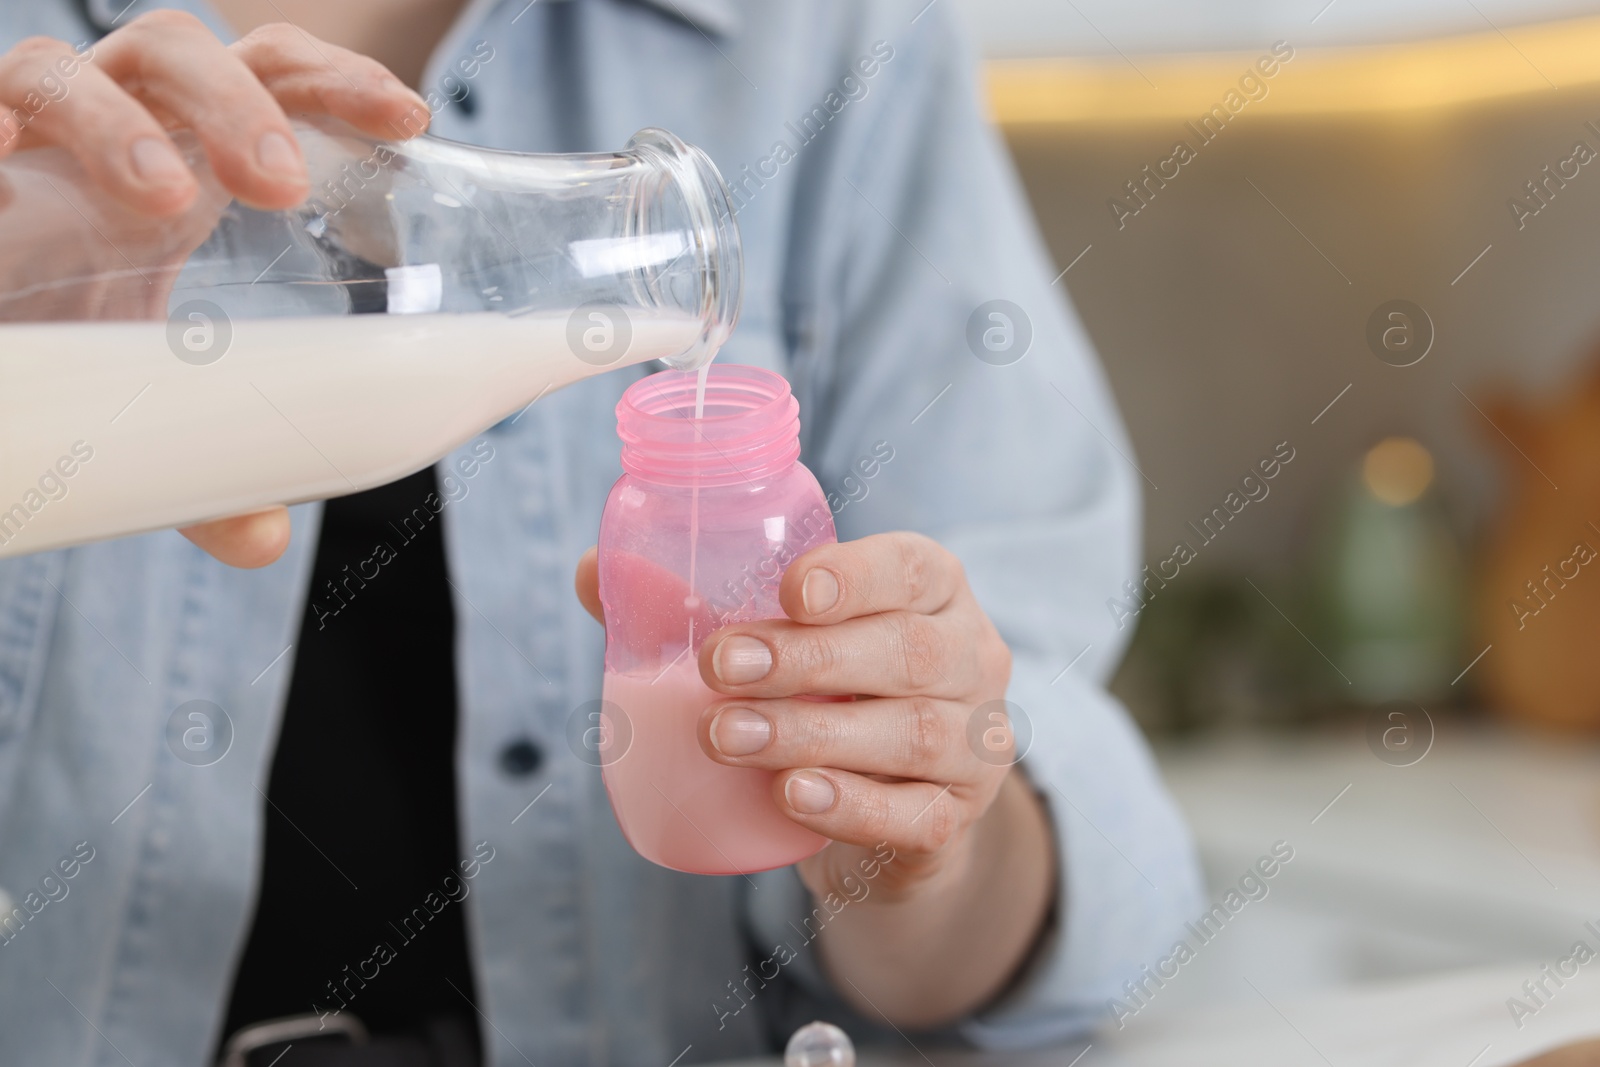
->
<box><xmin>498</xmin><ymin>738</ymin><xmax>544</xmax><ymax>778</ymax></box>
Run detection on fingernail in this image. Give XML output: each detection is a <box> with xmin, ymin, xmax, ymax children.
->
<box><xmin>785</xmin><ymin>771</ymin><xmax>837</xmax><ymax>815</ymax></box>
<box><xmin>802</xmin><ymin>569</ymin><xmax>840</xmax><ymax>615</ymax></box>
<box><xmin>129</xmin><ymin>136</ymin><xmax>189</xmax><ymax>187</ymax></box>
<box><xmin>710</xmin><ymin>707</ymin><xmax>771</xmax><ymax>756</ymax></box>
<box><xmin>713</xmin><ymin>636</ymin><xmax>772</xmax><ymax>685</ymax></box>
<box><xmin>256</xmin><ymin>130</ymin><xmax>303</xmax><ymax>181</ymax></box>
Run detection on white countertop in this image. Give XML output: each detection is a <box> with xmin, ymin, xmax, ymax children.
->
<box><xmin>1093</xmin><ymin>962</ymin><xmax>1600</xmax><ymax>1067</ymax></box>
<box><xmin>1151</xmin><ymin>718</ymin><xmax>1600</xmax><ymax>1007</ymax></box>
<box><xmin>725</xmin><ymin>964</ymin><xmax>1598</xmax><ymax>1067</ymax></box>
<box><xmin>722</xmin><ymin>720</ymin><xmax>1600</xmax><ymax>1066</ymax></box>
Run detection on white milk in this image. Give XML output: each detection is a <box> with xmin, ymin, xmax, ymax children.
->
<box><xmin>0</xmin><ymin>309</ymin><xmax>702</xmax><ymax>558</ymax></box>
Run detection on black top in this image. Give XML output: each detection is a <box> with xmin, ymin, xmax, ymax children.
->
<box><xmin>221</xmin><ymin>466</ymin><xmax>481</xmax><ymax>1059</ymax></box>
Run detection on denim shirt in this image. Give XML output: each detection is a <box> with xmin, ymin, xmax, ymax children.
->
<box><xmin>0</xmin><ymin>1</ymin><xmax>1204</xmax><ymax>1063</ymax></box>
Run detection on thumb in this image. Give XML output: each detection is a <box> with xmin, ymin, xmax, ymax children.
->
<box><xmin>574</xmin><ymin>545</ymin><xmax>603</xmax><ymax>623</ymax></box>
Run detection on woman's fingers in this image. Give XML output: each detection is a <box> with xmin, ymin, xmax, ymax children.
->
<box><xmin>0</xmin><ymin>37</ymin><xmax>198</xmax><ymax>214</ymax></box>
<box><xmin>779</xmin><ymin>531</ymin><xmax>964</xmax><ymax>624</ymax></box>
<box><xmin>701</xmin><ymin>609</ymin><xmax>993</xmax><ymax>698</ymax></box>
<box><xmin>700</xmin><ymin>695</ymin><xmax>998</xmax><ymax>783</ymax></box>
<box><xmin>179</xmin><ymin>507</ymin><xmax>291</xmax><ymax>568</ymax></box>
<box><xmin>772</xmin><ymin>766</ymin><xmax>965</xmax><ymax>855</ymax></box>
<box><xmin>2</xmin><ymin>12</ymin><xmax>433</xmax><ymax>218</ymax></box>
<box><xmin>92</xmin><ymin>11</ymin><xmax>310</xmax><ymax>210</ymax></box>
<box><xmin>231</xmin><ymin>23</ymin><xmax>430</xmax><ymax>139</ymax></box>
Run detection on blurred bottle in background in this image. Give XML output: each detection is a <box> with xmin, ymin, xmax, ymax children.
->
<box><xmin>1310</xmin><ymin>437</ymin><xmax>1465</xmax><ymax>705</ymax></box>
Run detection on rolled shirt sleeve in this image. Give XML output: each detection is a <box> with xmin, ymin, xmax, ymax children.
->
<box><xmin>745</xmin><ymin>0</ymin><xmax>1205</xmax><ymax>1047</ymax></box>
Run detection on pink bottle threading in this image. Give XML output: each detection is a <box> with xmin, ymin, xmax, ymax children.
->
<box><xmin>596</xmin><ymin>364</ymin><xmax>834</xmax><ymax>874</ymax></box>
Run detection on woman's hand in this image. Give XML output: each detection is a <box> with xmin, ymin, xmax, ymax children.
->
<box><xmin>692</xmin><ymin>531</ymin><xmax>1016</xmax><ymax>893</ymax></box>
<box><xmin>0</xmin><ymin>10</ymin><xmax>427</xmax><ymax>212</ymax></box>
<box><xmin>0</xmin><ymin>11</ymin><xmax>429</xmax><ymax>568</ymax></box>
<box><xmin>574</xmin><ymin>531</ymin><xmax>1057</xmax><ymax>1025</ymax></box>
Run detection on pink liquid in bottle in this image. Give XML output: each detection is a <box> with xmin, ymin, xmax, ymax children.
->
<box><xmin>596</xmin><ymin>364</ymin><xmax>834</xmax><ymax>874</ymax></box>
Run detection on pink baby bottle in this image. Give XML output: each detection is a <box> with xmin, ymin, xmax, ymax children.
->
<box><xmin>597</xmin><ymin>364</ymin><xmax>833</xmax><ymax>874</ymax></box>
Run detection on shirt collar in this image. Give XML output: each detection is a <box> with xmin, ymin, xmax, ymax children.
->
<box><xmin>85</xmin><ymin>0</ymin><xmax>742</xmax><ymax>39</ymax></box>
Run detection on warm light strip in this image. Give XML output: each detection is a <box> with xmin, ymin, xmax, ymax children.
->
<box><xmin>986</xmin><ymin>15</ymin><xmax>1600</xmax><ymax>126</ymax></box>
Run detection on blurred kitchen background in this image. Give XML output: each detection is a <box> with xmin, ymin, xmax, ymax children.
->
<box><xmin>948</xmin><ymin>0</ymin><xmax>1600</xmax><ymax>1034</ymax></box>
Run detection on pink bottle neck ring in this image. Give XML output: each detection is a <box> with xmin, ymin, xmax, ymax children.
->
<box><xmin>617</xmin><ymin>364</ymin><xmax>801</xmax><ymax>488</ymax></box>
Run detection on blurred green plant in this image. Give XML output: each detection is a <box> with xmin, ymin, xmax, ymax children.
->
<box><xmin>1111</xmin><ymin>570</ymin><xmax>1316</xmax><ymax>735</ymax></box>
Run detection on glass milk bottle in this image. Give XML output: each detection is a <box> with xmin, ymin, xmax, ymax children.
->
<box><xmin>0</xmin><ymin>118</ymin><xmax>739</xmax><ymax>558</ymax></box>
<box><xmin>596</xmin><ymin>365</ymin><xmax>834</xmax><ymax>874</ymax></box>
